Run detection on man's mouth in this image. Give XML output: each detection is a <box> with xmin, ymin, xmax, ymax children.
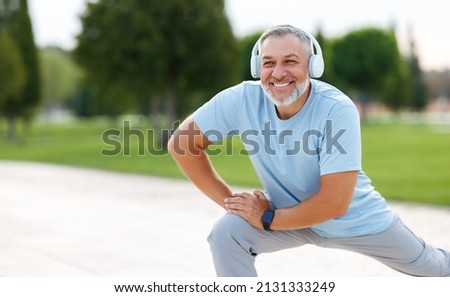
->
<box><xmin>271</xmin><ymin>81</ymin><xmax>292</xmax><ymax>88</ymax></box>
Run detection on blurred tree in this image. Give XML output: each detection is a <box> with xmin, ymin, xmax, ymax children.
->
<box><xmin>39</xmin><ymin>46</ymin><xmax>83</xmax><ymax>112</ymax></box>
<box><xmin>0</xmin><ymin>31</ymin><xmax>26</xmax><ymax>133</ymax></box>
<box><xmin>74</xmin><ymin>0</ymin><xmax>238</xmax><ymax>145</ymax></box>
<box><xmin>74</xmin><ymin>0</ymin><xmax>151</xmax><ymax>118</ymax></box>
<box><xmin>0</xmin><ymin>31</ymin><xmax>26</xmax><ymax>98</ymax></box>
<box><xmin>406</xmin><ymin>28</ymin><xmax>428</xmax><ymax>111</ymax></box>
<box><xmin>331</xmin><ymin>27</ymin><xmax>408</xmax><ymax>115</ymax></box>
<box><xmin>237</xmin><ymin>32</ymin><xmax>261</xmax><ymax>82</ymax></box>
<box><xmin>0</xmin><ymin>0</ymin><xmax>41</xmax><ymax>139</ymax></box>
<box><xmin>68</xmin><ymin>82</ymin><xmax>91</xmax><ymax>118</ymax></box>
<box><xmin>312</xmin><ymin>26</ymin><xmax>335</xmax><ymax>84</ymax></box>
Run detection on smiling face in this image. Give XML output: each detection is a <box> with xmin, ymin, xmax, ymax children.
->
<box><xmin>260</xmin><ymin>34</ymin><xmax>311</xmax><ymax>109</ymax></box>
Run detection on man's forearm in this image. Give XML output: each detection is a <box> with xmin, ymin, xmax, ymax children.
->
<box><xmin>168</xmin><ymin>117</ymin><xmax>232</xmax><ymax>209</ymax></box>
<box><xmin>270</xmin><ymin>171</ymin><xmax>356</xmax><ymax>230</ymax></box>
<box><xmin>172</xmin><ymin>150</ymin><xmax>232</xmax><ymax>208</ymax></box>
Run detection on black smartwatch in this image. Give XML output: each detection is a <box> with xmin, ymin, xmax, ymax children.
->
<box><xmin>261</xmin><ymin>209</ymin><xmax>275</xmax><ymax>231</ymax></box>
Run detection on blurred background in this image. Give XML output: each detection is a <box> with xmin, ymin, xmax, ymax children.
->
<box><xmin>1</xmin><ymin>0</ymin><xmax>449</xmax><ymax>206</ymax></box>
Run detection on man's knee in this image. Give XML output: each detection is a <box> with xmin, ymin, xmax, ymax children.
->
<box><xmin>207</xmin><ymin>213</ymin><xmax>256</xmax><ymax>253</ymax></box>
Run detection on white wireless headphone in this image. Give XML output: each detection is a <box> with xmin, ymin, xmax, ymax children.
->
<box><xmin>250</xmin><ymin>28</ymin><xmax>324</xmax><ymax>79</ymax></box>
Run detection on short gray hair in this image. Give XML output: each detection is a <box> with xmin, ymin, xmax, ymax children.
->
<box><xmin>259</xmin><ymin>24</ymin><xmax>313</xmax><ymax>56</ymax></box>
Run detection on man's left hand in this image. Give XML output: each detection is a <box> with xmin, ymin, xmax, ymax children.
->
<box><xmin>224</xmin><ymin>189</ymin><xmax>270</xmax><ymax>229</ymax></box>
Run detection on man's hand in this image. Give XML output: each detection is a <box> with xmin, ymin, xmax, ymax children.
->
<box><xmin>224</xmin><ymin>189</ymin><xmax>270</xmax><ymax>229</ymax></box>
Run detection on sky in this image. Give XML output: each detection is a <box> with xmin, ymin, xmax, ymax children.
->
<box><xmin>28</xmin><ymin>0</ymin><xmax>450</xmax><ymax>71</ymax></box>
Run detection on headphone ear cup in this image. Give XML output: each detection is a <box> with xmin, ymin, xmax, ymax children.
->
<box><xmin>250</xmin><ymin>54</ymin><xmax>260</xmax><ymax>78</ymax></box>
<box><xmin>309</xmin><ymin>54</ymin><xmax>324</xmax><ymax>78</ymax></box>
<box><xmin>250</xmin><ymin>40</ymin><xmax>261</xmax><ymax>79</ymax></box>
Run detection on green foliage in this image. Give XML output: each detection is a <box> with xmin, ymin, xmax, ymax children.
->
<box><xmin>406</xmin><ymin>40</ymin><xmax>428</xmax><ymax>110</ymax></box>
<box><xmin>0</xmin><ymin>31</ymin><xmax>26</xmax><ymax>103</ymax></box>
<box><xmin>330</xmin><ymin>27</ymin><xmax>410</xmax><ymax>109</ymax></box>
<box><xmin>74</xmin><ymin>0</ymin><xmax>238</xmax><ymax>118</ymax></box>
<box><xmin>381</xmin><ymin>59</ymin><xmax>411</xmax><ymax>110</ymax></box>
<box><xmin>1</xmin><ymin>0</ymin><xmax>41</xmax><ymax>119</ymax></box>
<box><xmin>332</xmin><ymin>28</ymin><xmax>398</xmax><ymax>91</ymax></box>
<box><xmin>313</xmin><ymin>27</ymin><xmax>334</xmax><ymax>84</ymax></box>
<box><xmin>0</xmin><ymin>0</ymin><xmax>40</xmax><ymax>140</ymax></box>
<box><xmin>39</xmin><ymin>47</ymin><xmax>83</xmax><ymax>108</ymax></box>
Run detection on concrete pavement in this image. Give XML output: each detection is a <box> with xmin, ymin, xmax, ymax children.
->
<box><xmin>1</xmin><ymin>160</ymin><xmax>449</xmax><ymax>277</ymax></box>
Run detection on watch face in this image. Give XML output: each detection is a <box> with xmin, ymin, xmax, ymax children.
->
<box><xmin>262</xmin><ymin>211</ymin><xmax>273</xmax><ymax>222</ymax></box>
<box><xmin>262</xmin><ymin>210</ymin><xmax>274</xmax><ymax>230</ymax></box>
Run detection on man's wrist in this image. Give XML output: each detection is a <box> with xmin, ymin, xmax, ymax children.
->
<box><xmin>261</xmin><ymin>209</ymin><xmax>275</xmax><ymax>231</ymax></box>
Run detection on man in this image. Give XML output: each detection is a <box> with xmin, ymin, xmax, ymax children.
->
<box><xmin>167</xmin><ymin>24</ymin><xmax>450</xmax><ymax>277</ymax></box>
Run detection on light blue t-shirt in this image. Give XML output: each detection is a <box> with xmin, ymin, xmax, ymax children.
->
<box><xmin>193</xmin><ymin>79</ymin><xmax>395</xmax><ymax>238</ymax></box>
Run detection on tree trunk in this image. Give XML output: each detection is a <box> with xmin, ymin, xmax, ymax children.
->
<box><xmin>147</xmin><ymin>86</ymin><xmax>177</xmax><ymax>151</ymax></box>
<box><xmin>149</xmin><ymin>93</ymin><xmax>161</xmax><ymax>128</ymax></box>
<box><xmin>6</xmin><ymin>115</ymin><xmax>17</xmax><ymax>141</ymax></box>
<box><xmin>358</xmin><ymin>94</ymin><xmax>369</xmax><ymax>124</ymax></box>
<box><xmin>149</xmin><ymin>93</ymin><xmax>163</xmax><ymax>150</ymax></box>
<box><xmin>162</xmin><ymin>87</ymin><xmax>176</xmax><ymax>150</ymax></box>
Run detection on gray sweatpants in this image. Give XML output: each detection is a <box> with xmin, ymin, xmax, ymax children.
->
<box><xmin>208</xmin><ymin>213</ymin><xmax>450</xmax><ymax>277</ymax></box>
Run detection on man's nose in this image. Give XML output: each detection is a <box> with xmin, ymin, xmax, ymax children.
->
<box><xmin>271</xmin><ymin>63</ymin><xmax>286</xmax><ymax>79</ymax></box>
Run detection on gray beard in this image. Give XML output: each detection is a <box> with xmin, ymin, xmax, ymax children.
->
<box><xmin>263</xmin><ymin>78</ymin><xmax>309</xmax><ymax>107</ymax></box>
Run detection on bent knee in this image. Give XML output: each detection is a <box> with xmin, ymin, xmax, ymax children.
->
<box><xmin>207</xmin><ymin>214</ymin><xmax>257</xmax><ymax>252</ymax></box>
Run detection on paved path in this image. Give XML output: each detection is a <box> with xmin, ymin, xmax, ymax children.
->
<box><xmin>1</xmin><ymin>160</ymin><xmax>449</xmax><ymax>277</ymax></box>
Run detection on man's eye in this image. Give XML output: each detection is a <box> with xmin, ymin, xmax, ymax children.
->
<box><xmin>263</xmin><ymin>61</ymin><xmax>274</xmax><ymax>67</ymax></box>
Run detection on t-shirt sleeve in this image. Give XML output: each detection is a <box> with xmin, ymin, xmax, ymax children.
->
<box><xmin>318</xmin><ymin>103</ymin><xmax>362</xmax><ymax>175</ymax></box>
<box><xmin>193</xmin><ymin>84</ymin><xmax>243</xmax><ymax>143</ymax></box>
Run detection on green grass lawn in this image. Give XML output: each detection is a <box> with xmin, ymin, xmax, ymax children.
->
<box><xmin>360</xmin><ymin>124</ymin><xmax>450</xmax><ymax>206</ymax></box>
<box><xmin>0</xmin><ymin>120</ymin><xmax>449</xmax><ymax>206</ymax></box>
